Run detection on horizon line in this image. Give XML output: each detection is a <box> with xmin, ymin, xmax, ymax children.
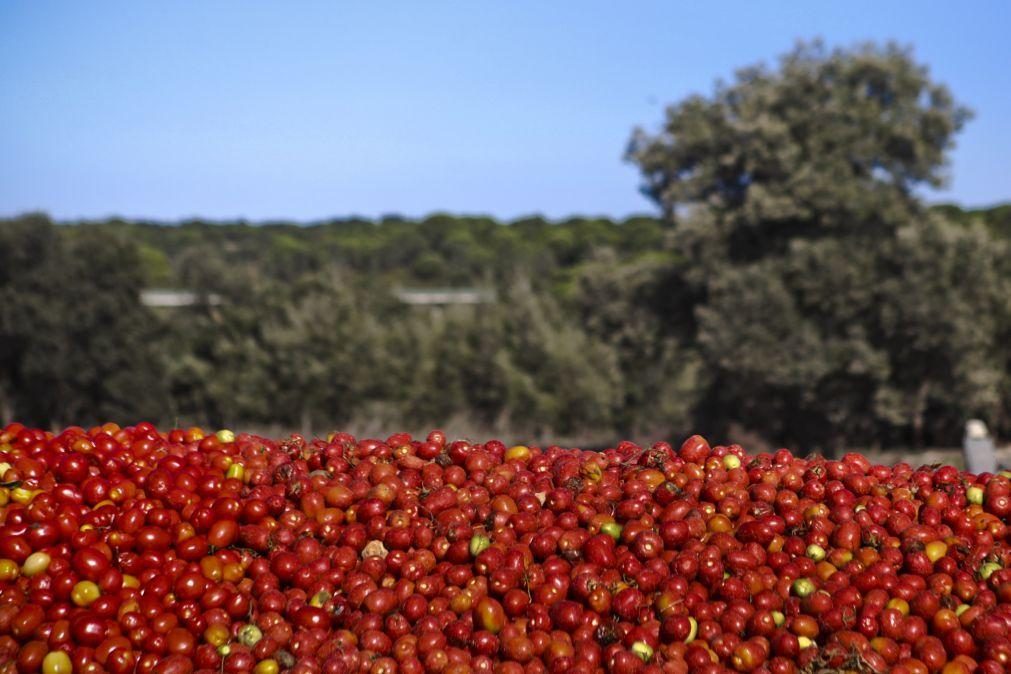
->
<box><xmin>4</xmin><ymin>198</ymin><xmax>1009</xmax><ymax>228</ymax></box>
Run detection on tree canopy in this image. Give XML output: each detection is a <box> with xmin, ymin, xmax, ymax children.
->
<box><xmin>628</xmin><ymin>41</ymin><xmax>1006</xmax><ymax>451</ymax></box>
<box><xmin>630</xmin><ymin>41</ymin><xmax>971</xmax><ymax>258</ymax></box>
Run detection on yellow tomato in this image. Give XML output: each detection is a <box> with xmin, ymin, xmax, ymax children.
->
<box><xmin>504</xmin><ymin>445</ymin><xmax>531</xmax><ymax>462</ymax></box>
<box><xmin>71</xmin><ymin>580</ymin><xmax>101</xmax><ymax>607</ymax></box>
<box><xmin>42</xmin><ymin>651</ymin><xmax>73</xmax><ymax>674</ymax></box>
<box><xmin>22</xmin><ymin>551</ymin><xmax>51</xmax><ymax>577</ymax></box>
<box><xmin>886</xmin><ymin>597</ymin><xmax>910</xmax><ymax>615</ymax></box>
<box><xmin>226</xmin><ymin>463</ymin><xmax>245</xmax><ymax>481</ymax></box>
<box><xmin>204</xmin><ymin>623</ymin><xmax>230</xmax><ymax>647</ymax></box>
<box><xmin>254</xmin><ymin>661</ymin><xmax>280</xmax><ymax>674</ymax></box>
<box><xmin>0</xmin><ymin>559</ymin><xmax>19</xmax><ymax>582</ymax></box>
<box><xmin>925</xmin><ymin>540</ymin><xmax>948</xmax><ymax>563</ymax></box>
<box><xmin>10</xmin><ymin>487</ymin><xmax>38</xmax><ymax>504</ymax></box>
<box><xmin>684</xmin><ymin>616</ymin><xmax>698</xmax><ymax>643</ymax></box>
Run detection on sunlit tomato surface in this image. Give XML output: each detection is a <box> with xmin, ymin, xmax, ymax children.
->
<box><xmin>3</xmin><ymin>423</ymin><xmax>1011</xmax><ymax>672</ymax></box>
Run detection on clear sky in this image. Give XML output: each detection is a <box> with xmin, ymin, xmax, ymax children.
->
<box><xmin>2</xmin><ymin>1</ymin><xmax>1008</xmax><ymax>222</ymax></box>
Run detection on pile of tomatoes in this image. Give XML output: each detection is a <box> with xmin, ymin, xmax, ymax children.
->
<box><xmin>2</xmin><ymin>421</ymin><xmax>1011</xmax><ymax>674</ymax></box>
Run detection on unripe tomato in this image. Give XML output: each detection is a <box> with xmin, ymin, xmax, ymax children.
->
<box><xmin>42</xmin><ymin>650</ymin><xmax>73</xmax><ymax>674</ymax></box>
<box><xmin>71</xmin><ymin>580</ymin><xmax>101</xmax><ymax>607</ymax></box>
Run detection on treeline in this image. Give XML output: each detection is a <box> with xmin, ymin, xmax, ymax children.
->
<box><xmin>2</xmin><ymin>202</ymin><xmax>1008</xmax><ymax>449</ymax></box>
<box><xmin>3</xmin><ymin>41</ymin><xmax>1011</xmax><ymax>451</ymax></box>
<box><xmin>87</xmin><ymin>212</ymin><xmax>673</xmax><ymax>289</ymax></box>
<box><xmin>0</xmin><ymin>212</ymin><xmax>688</xmax><ymax>444</ymax></box>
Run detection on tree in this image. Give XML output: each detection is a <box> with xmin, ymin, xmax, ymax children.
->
<box><xmin>0</xmin><ymin>214</ymin><xmax>59</xmax><ymax>422</ymax></box>
<box><xmin>568</xmin><ymin>250</ymin><xmax>701</xmax><ymax>441</ymax></box>
<box><xmin>692</xmin><ymin>220</ymin><xmax>1010</xmax><ymax>450</ymax></box>
<box><xmin>256</xmin><ymin>270</ymin><xmax>396</xmax><ymax>432</ymax></box>
<box><xmin>0</xmin><ymin>216</ymin><xmax>168</xmax><ymax>427</ymax></box>
<box><xmin>868</xmin><ymin>219</ymin><xmax>1010</xmax><ymax>445</ymax></box>
<box><xmin>629</xmin><ymin>41</ymin><xmax>1001</xmax><ymax>450</ymax></box>
<box><xmin>629</xmin><ymin>41</ymin><xmax>971</xmax><ymax>262</ymax></box>
<box><xmin>397</xmin><ymin>280</ymin><xmax>625</xmax><ymax>442</ymax></box>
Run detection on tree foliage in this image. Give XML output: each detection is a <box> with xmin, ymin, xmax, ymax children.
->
<box><xmin>630</xmin><ymin>41</ymin><xmax>971</xmax><ymax>259</ymax></box>
<box><xmin>630</xmin><ymin>41</ymin><xmax>1006</xmax><ymax>450</ymax></box>
<box><xmin>0</xmin><ymin>216</ymin><xmax>167</xmax><ymax>426</ymax></box>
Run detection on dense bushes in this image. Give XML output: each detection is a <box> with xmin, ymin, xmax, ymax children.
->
<box><xmin>1</xmin><ymin>204</ymin><xmax>1009</xmax><ymax>450</ymax></box>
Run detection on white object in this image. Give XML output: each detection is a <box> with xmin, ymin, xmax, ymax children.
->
<box><xmin>966</xmin><ymin>419</ymin><xmax>989</xmax><ymax>440</ymax></box>
<box><xmin>964</xmin><ymin>420</ymin><xmax>996</xmax><ymax>474</ymax></box>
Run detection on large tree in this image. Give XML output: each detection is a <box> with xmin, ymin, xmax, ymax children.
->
<box><xmin>629</xmin><ymin>41</ymin><xmax>1004</xmax><ymax>450</ymax></box>
<box><xmin>629</xmin><ymin>41</ymin><xmax>970</xmax><ymax>251</ymax></box>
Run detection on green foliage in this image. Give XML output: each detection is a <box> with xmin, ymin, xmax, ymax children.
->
<box><xmin>0</xmin><ymin>216</ymin><xmax>168</xmax><ymax>426</ymax></box>
<box><xmin>630</xmin><ymin>41</ymin><xmax>971</xmax><ymax>258</ymax></box>
<box><xmin>567</xmin><ymin>252</ymin><xmax>701</xmax><ymax>438</ymax></box>
<box><xmin>630</xmin><ymin>41</ymin><xmax>1008</xmax><ymax>450</ymax></box>
<box><xmin>0</xmin><ymin>208</ymin><xmax>680</xmax><ymax>443</ymax></box>
<box><xmin>692</xmin><ymin>220</ymin><xmax>1011</xmax><ymax>449</ymax></box>
<box><xmin>387</xmin><ymin>285</ymin><xmax>625</xmax><ymax>438</ymax></box>
<box><xmin>935</xmin><ymin>202</ymin><xmax>1011</xmax><ymax>241</ymax></box>
<box><xmin>136</xmin><ymin>244</ymin><xmax>173</xmax><ymax>287</ymax></box>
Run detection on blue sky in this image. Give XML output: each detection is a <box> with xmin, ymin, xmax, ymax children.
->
<box><xmin>1</xmin><ymin>1</ymin><xmax>1008</xmax><ymax>222</ymax></box>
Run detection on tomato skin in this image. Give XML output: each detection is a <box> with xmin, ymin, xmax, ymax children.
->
<box><xmin>18</xmin><ymin>640</ymin><xmax>48</xmax><ymax>672</ymax></box>
<box><xmin>165</xmin><ymin>627</ymin><xmax>196</xmax><ymax>656</ymax></box>
<box><xmin>474</xmin><ymin>597</ymin><xmax>507</xmax><ymax>634</ymax></box>
<box><xmin>26</xmin><ymin>522</ymin><xmax>60</xmax><ymax>549</ymax></box>
<box><xmin>293</xmin><ymin>606</ymin><xmax>329</xmax><ymax>630</ymax></box>
<box><xmin>242</xmin><ymin>499</ymin><xmax>269</xmax><ymax>523</ymax></box>
<box><xmin>72</xmin><ymin>548</ymin><xmax>111</xmax><ymax>581</ymax></box>
<box><xmin>224</xmin><ymin>591</ymin><xmax>251</xmax><ymax>618</ymax></box>
<box><xmin>70</xmin><ymin>614</ymin><xmax>108</xmax><ymax>647</ymax></box>
<box><xmin>105</xmin><ymin>647</ymin><xmax>137</xmax><ymax>674</ymax></box>
<box><xmin>116</xmin><ymin>508</ymin><xmax>145</xmax><ymax>534</ymax></box>
<box><xmin>150</xmin><ymin>612</ymin><xmax>179</xmax><ymax>635</ymax></box>
<box><xmin>55</xmin><ymin>453</ymin><xmax>90</xmax><ymax>484</ymax></box>
<box><xmin>151</xmin><ymin>654</ymin><xmax>195</xmax><ymax>674</ymax></box>
<box><xmin>81</xmin><ymin>476</ymin><xmax>110</xmax><ymax>505</ymax></box>
<box><xmin>0</xmin><ymin>534</ymin><xmax>32</xmax><ymax>563</ymax></box>
<box><xmin>207</xmin><ymin>520</ymin><xmax>238</xmax><ymax>548</ymax></box>
<box><xmin>12</xmin><ymin>603</ymin><xmax>45</xmax><ymax>640</ymax></box>
<box><xmin>132</xmin><ymin>526</ymin><xmax>170</xmax><ymax>552</ymax></box>
<box><xmin>46</xmin><ymin>620</ymin><xmax>72</xmax><ymax>650</ymax></box>
<box><xmin>175</xmin><ymin>535</ymin><xmax>209</xmax><ymax>561</ymax></box>
<box><xmin>174</xmin><ymin>571</ymin><xmax>207</xmax><ymax>600</ymax></box>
